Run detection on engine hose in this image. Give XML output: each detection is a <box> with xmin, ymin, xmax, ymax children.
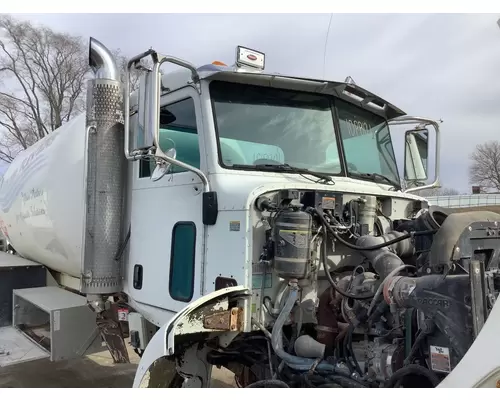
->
<box><xmin>245</xmin><ymin>379</ymin><xmax>290</xmax><ymax>388</ymax></box>
<box><xmin>270</xmin><ymin>283</ymin><xmax>371</xmax><ymax>389</ymax></box>
<box><xmin>404</xmin><ymin>330</ymin><xmax>427</xmax><ymax>366</ymax></box>
<box><xmin>271</xmin><ymin>284</ymin><xmax>328</xmax><ymax>370</ymax></box>
<box><xmin>327</xmin><ymin>376</ymin><xmax>369</xmax><ymax>388</ymax></box>
<box><xmin>347</xmin><ymin>325</ymin><xmax>362</xmax><ymax>376</ymax></box>
<box><xmin>384</xmin><ymin>364</ymin><xmax>440</xmax><ymax>388</ymax></box>
<box><xmin>314</xmin><ymin>207</ymin><xmax>436</xmax><ymax>251</ymax></box>
<box><xmin>271</xmin><ymin>284</ymin><xmax>354</xmax><ymax>376</ymax></box>
<box><xmin>367</xmin><ymin>264</ymin><xmax>417</xmax><ymax>316</ymax></box>
<box><xmin>321</xmin><ymin>232</ymin><xmax>373</xmax><ymax>300</ymax></box>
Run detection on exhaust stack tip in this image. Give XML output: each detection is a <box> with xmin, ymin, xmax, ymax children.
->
<box><xmin>88</xmin><ymin>37</ymin><xmax>120</xmax><ymax>81</ymax></box>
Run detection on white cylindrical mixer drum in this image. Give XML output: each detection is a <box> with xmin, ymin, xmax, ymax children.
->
<box><xmin>0</xmin><ymin>114</ymin><xmax>87</xmax><ymax>279</ymax></box>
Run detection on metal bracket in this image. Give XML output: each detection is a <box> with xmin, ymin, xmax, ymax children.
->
<box><xmin>470</xmin><ymin>260</ymin><xmax>488</xmax><ymax>337</ymax></box>
<box><xmin>203</xmin><ymin>307</ymin><xmax>244</xmax><ymax>331</ymax></box>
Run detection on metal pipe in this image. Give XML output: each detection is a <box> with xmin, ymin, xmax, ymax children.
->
<box><xmin>123</xmin><ymin>63</ymin><xmax>135</xmax><ymax>161</ymax></box>
<box><xmin>151</xmin><ymin>54</ymin><xmax>200</xmax><ymax>153</ymax></box>
<box><xmin>150</xmin><ymin>54</ymin><xmax>208</xmax><ymax>191</ymax></box>
<box><xmin>154</xmin><ymin>154</ymin><xmax>210</xmax><ymax>193</ymax></box>
<box><xmin>88</xmin><ymin>37</ymin><xmax>120</xmax><ymax>81</ymax></box>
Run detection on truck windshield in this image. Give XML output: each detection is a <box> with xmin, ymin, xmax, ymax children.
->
<box><xmin>210</xmin><ymin>80</ymin><xmax>399</xmax><ymax>184</ymax></box>
<box><xmin>335</xmin><ymin>98</ymin><xmax>400</xmax><ymax>185</ymax></box>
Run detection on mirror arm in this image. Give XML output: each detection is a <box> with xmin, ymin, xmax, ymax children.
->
<box><xmin>122</xmin><ymin>49</ymin><xmax>208</xmax><ymax>190</ymax></box>
<box><xmin>149</xmin><ymin>52</ymin><xmax>208</xmax><ymax>190</ymax></box>
<box><xmin>155</xmin><ymin>153</ymin><xmax>210</xmax><ymax>193</ymax></box>
<box><xmin>151</xmin><ymin>54</ymin><xmax>201</xmax><ymax>153</ymax></box>
<box><xmin>388</xmin><ymin>116</ymin><xmax>441</xmax><ymax>194</ymax></box>
<box><xmin>123</xmin><ymin>50</ymin><xmax>201</xmax><ymax>163</ymax></box>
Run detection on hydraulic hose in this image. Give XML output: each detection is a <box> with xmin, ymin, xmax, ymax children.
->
<box><xmin>246</xmin><ymin>380</ymin><xmax>290</xmax><ymax>388</ymax></box>
<box><xmin>271</xmin><ymin>283</ymin><xmax>360</xmax><ymax>378</ymax></box>
<box><xmin>327</xmin><ymin>376</ymin><xmax>369</xmax><ymax>388</ymax></box>
<box><xmin>315</xmin><ymin>207</ymin><xmax>434</xmax><ymax>279</ymax></box>
<box><xmin>384</xmin><ymin>364</ymin><xmax>440</xmax><ymax>388</ymax></box>
<box><xmin>321</xmin><ymin>229</ymin><xmax>373</xmax><ymax>300</ymax></box>
<box><xmin>314</xmin><ymin>207</ymin><xmax>435</xmax><ymax>252</ymax></box>
<box><xmin>367</xmin><ymin>264</ymin><xmax>417</xmax><ymax>316</ymax></box>
<box><xmin>271</xmin><ymin>283</ymin><xmax>321</xmax><ymax>368</ymax></box>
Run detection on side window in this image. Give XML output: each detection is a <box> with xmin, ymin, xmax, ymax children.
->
<box><xmin>139</xmin><ymin>97</ymin><xmax>200</xmax><ymax>178</ymax></box>
<box><xmin>169</xmin><ymin>222</ymin><xmax>196</xmax><ymax>302</ymax></box>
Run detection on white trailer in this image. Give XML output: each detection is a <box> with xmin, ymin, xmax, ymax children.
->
<box><xmin>0</xmin><ymin>37</ymin><xmax>499</xmax><ymax>388</ymax></box>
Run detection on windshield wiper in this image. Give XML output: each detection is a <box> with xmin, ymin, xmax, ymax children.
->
<box><xmin>350</xmin><ymin>172</ymin><xmax>401</xmax><ymax>190</ymax></box>
<box><xmin>232</xmin><ymin>163</ymin><xmax>334</xmax><ymax>183</ymax></box>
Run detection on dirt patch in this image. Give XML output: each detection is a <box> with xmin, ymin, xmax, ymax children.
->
<box><xmin>0</xmin><ymin>345</ymin><xmax>235</xmax><ymax>388</ymax></box>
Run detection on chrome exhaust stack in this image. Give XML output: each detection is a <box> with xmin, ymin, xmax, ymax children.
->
<box><xmin>82</xmin><ymin>37</ymin><xmax>125</xmax><ymax>295</ymax></box>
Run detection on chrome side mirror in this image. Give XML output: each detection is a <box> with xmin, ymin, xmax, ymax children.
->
<box><xmin>151</xmin><ymin>147</ymin><xmax>177</xmax><ymax>182</ymax></box>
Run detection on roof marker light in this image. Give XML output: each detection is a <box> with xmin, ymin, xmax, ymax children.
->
<box><xmin>212</xmin><ymin>61</ymin><xmax>227</xmax><ymax>66</ymax></box>
<box><xmin>235</xmin><ymin>46</ymin><xmax>265</xmax><ymax>70</ymax></box>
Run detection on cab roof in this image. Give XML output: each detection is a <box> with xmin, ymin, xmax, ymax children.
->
<box><xmin>129</xmin><ymin>63</ymin><xmax>406</xmax><ymax>121</ymax></box>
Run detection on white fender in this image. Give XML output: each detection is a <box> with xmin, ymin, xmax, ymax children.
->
<box><xmin>133</xmin><ymin>285</ymin><xmax>250</xmax><ymax>388</ymax></box>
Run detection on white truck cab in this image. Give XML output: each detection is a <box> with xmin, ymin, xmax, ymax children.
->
<box><xmin>0</xmin><ymin>37</ymin><xmax>499</xmax><ymax>389</ymax></box>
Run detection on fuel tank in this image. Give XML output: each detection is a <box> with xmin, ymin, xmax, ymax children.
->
<box><xmin>0</xmin><ymin>114</ymin><xmax>87</xmax><ymax>279</ymax></box>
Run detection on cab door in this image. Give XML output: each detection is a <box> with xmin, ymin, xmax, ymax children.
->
<box><xmin>127</xmin><ymin>85</ymin><xmax>206</xmax><ymax>312</ymax></box>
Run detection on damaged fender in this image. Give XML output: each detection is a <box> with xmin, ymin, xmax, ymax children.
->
<box><xmin>133</xmin><ymin>285</ymin><xmax>251</xmax><ymax>388</ymax></box>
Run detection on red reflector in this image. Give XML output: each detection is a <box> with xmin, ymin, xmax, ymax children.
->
<box><xmin>247</xmin><ymin>54</ymin><xmax>257</xmax><ymax>61</ymax></box>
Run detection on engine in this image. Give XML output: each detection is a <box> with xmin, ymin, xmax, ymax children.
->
<box><xmin>211</xmin><ymin>189</ymin><xmax>500</xmax><ymax>388</ymax></box>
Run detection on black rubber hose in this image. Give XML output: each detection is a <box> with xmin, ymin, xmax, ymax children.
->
<box><xmin>385</xmin><ymin>364</ymin><xmax>440</xmax><ymax>388</ymax></box>
<box><xmin>326</xmin><ymin>376</ymin><xmax>370</xmax><ymax>388</ymax></box>
<box><xmin>404</xmin><ymin>330</ymin><xmax>427</xmax><ymax>366</ymax></box>
<box><xmin>321</xmin><ymin>229</ymin><xmax>374</xmax><ymax>300</ymax></box>
<box><xmin>315</xmin><ymin>207</ymin><xmax>436</xmax><ymax>251</ymax></box>
<box><xmin>347</xmin><ymin>324</ymin><xmax>362</xmax><ymax>376</ymax></box>
<box><xmin>342</xmin><ymin>332</ymin><xmax>355</xmax><ymax>374</ymax></box>
<box><xmin>246</xmin><ymin>379</ymin><xmax>290</xmax><ymax>388</ymax></box>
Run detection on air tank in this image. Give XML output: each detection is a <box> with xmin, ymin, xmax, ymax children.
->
<box><xmin>0</xmin><ymin>37</ymin><xmax>126</xmax><ymax>295</ymax></box>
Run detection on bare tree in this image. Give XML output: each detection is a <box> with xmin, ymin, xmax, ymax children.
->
<box><xmin>0</xmin><ymin>15</ymin><xmax>89</xmax><ymax>162</ymax></box>
<box><xmin>112</xmin><ymin>48</ymin><xmax>149</xmax><ymax>93</ymax></box>
<box><xmin>0</xmin><ymin>16</ymin><xmax>89</xmax><ymax>162</ymax></box>
<box><xmin>469</xmin><ymin>140</ymin><xmax>500</xmax><ymax>192</ymax></box>
<box><xmin>0</xmin><ymin>16</ymin><xmax>149</xmax><ymax>164</ymax></box>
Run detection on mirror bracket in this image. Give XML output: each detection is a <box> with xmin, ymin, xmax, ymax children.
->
<box><xmin>123</xmin><ymin>47</ymin><xmax>213</xmax><ymax>222</ymax></box>
<box><xmin>123</xmin><ymin>49</ymin><xmax>201</xmax><ymax>162</ymax></box>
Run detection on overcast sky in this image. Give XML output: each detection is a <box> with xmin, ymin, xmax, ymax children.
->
<box><xmin>10</xmin><ymin>13</ymin><xmax>500</xmax><ymax>193</ymax></box>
